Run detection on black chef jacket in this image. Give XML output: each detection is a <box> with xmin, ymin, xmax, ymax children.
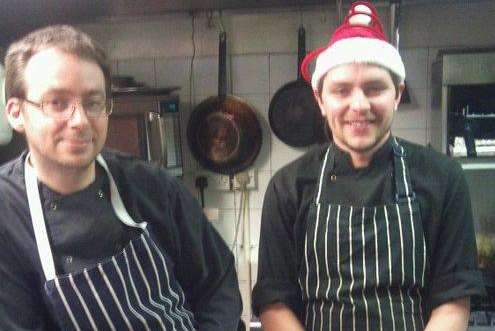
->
<box><xmin>252</xmin><ymin>136</ymin><xmax>485</xmax><ymax>321</ymax></box>
<box><xmin>0</xmin><ymin>149</ymin><xmax>242</xmax><ymax>331</ymax></box>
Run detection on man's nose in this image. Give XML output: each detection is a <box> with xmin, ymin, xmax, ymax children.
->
<box><xmin>349</xmin><ymin>89</ymin><xmax>370</xmax><ymax>113</ymax></box>
<box><xmin>68</xmin><ymin>102</ymin><xmax>90</xmax><ymax>126</ymax></box>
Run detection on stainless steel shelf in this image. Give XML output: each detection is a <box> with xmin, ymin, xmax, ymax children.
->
<box><xmin>462</xmin><ymin>163</ymin><xmax>495</xmax><ymax>170</ymax></box>
<box><xmin>457</xmin><ymin>156</ymin><xmax>495</xmax><ymax>170</ymax></box>
<box><xmin>466</xmin><ymin>114</ymin><xmax>495</xmax><ymax>119</ymax></box>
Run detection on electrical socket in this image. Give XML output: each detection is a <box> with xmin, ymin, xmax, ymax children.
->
<box><xmin>209</xmin><ymin>173</ymin><xmax>232</xmax><ymax>191</ymax></box>
<box><xmin>206</xmin><ymin>169</ymin><xmax>257</xmax><ymax>191</ymax></box>
<box><xmin>233</xmin><ymin>169</ymin><xmax>257</xmax><ymax>190</ymax></box>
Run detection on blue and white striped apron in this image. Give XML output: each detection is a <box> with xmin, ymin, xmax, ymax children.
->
<box><xmin>300</xmin><ymin>138</ymin><xmax>427</xmax><ymax>331</ymax></box>
<box><xmin>25</xmin><ymin>154</ymin><xmax>196</xmax><ymax>331</ymax></box>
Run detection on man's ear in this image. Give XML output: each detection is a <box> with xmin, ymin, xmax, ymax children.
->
<box><xmin>313</xmin><ymin>90</ymin><xmax>326</xmax><ymax>117</ymax></box>
<box><xmin>6</xmin><ymin>98</ymin><xmax>25</xmax><ymax>134</ymax></box>
<box><xmin>395</xmin><ymin>83</ymin><xmax>406</xmax><ymax>109</ymax></box>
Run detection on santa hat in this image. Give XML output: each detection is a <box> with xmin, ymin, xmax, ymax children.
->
<box><xmin>301</xmin><ymin>1</ymin><xmax>405</xmax><ymax>91</ymax></box>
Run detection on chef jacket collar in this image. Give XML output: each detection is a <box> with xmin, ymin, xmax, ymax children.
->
<box><xmin>332</xmin><ymin>134</ymin><xmax>394</xmax><ymax>175</ymax></box>
<box><xmin>39</xmin><ymin>165</ymin><xmax>107</xmax><ymax>205</ymax></box>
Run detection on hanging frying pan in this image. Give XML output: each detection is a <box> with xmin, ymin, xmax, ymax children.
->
<box><xmin>187</xmin><ymin>31</ymin><xmax>262</xmax><ymax>175</ymax></box>
<box><xmin>268</xmin><ymin>25</ymin><xmax>328</xmax><ymax>148</ymax></box>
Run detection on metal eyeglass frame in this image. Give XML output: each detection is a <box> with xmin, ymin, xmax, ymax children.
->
<box><xmin>21</xmin><ymin>97</ymin><xmax>113</xmax><ymax>120</ymax></box>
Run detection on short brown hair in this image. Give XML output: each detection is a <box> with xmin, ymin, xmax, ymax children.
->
<box><xmin>4</xmin><ymin>25</ymin><xmax>111</xmax><ymax>99</ymax></box>
<box><xmin>316</xmin><ymin>63</ymin><xmax>402</xmax><ymax>98</ymax></box>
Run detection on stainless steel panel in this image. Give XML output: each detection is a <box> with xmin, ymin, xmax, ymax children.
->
<box><xmin>443</xmin><ymin>52</ymin><xmax>495</xmax><ymax>85</ymax></box>
<box><xmin>147</xmin><ymin>112</ymin><xmax>166</xmax><ymax>166</ymax></box>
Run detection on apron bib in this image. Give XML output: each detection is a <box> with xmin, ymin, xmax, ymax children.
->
<box><xmin>300</xmin><ymin>138</ymin><xmax>427</xmax><ymax>331</ymax></box>
<box><xmin>25</xmin><ymin>154</ymin><xmax>196</xmax><ymax>331</ymax></box>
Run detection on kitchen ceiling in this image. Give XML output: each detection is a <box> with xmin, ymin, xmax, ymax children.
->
<box><xmin>0</xmin><ymin>0</ymin><xmax>488</xmax><ymax>47</ymax></box>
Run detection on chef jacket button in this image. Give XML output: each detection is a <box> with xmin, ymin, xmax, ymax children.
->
<box><xmin>65</xmin><ymin>256</ymin><xmax>73</xmax><ymax>264</ymax></box>
<box><xmin>330</xmin><ymin>174</ymin><xmax>337</xmax><ymax>182</ymax></box>
<box><xmin>50</xmin><ymin>202</ymin><xmax>58</xmax><ymax>211</ymax></box>
<box><xmin>97</xmin><ymin>189</ymin><xmax>104</xmax><ymax>199</ymax></box>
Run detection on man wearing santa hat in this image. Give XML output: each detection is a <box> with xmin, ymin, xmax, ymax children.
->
<box><xmin>252</xmin><ymin>1</ymin><xmax>485</xmax><ymax>330</ymax></box>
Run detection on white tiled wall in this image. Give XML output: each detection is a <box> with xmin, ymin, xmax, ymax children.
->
<box><xmin>79</xmin><ymin>1</ymin><xmax>495</xmax><ymax>322</ymax></box>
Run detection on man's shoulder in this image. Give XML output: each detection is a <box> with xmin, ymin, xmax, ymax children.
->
<box><xmin>0</xmin><ymin>153</ymin><xmax>28</xmax><ymax>235</ymax></box>
<box><xmin>271</xmin><ymin>143</ymin><xmax>329</xmax><ymax>186</ymax></box>
<box><xmin>398</xmin><ymin>137</ymin><xmax>463</xmax><ymax>179</ymax></box>
<box><xmin>0</xmin><ymin>151</ymin><xmax>25</xmax><ymax>178</ymax></box>
<box><xmin>101</xmin><ymin>148</ymin><xmax>180</xmax><ymax>192</ymax></box>
<box><xmin>101</xmin><ymin>148</ymin><xmax>148</xmax><ymax>169</ymax></box>
<box><xmin>0</xmin><ymin>152</ymin><xmax>26</xmax><ymax>198</ymax></box>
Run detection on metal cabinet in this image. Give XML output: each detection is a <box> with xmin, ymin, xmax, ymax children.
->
<box><xmin>107</xmin><ymin>90</ymin><xmax>183</xmax><ymax>177</ymax></box>
<box><xmin>430</xmin><ymin>49</ymin><xmax>495</xmax><ymax>311</ymax></box>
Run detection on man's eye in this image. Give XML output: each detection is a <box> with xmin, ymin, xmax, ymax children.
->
<box><xmin>365</xmin><ymin>86</ymin><xmax>385</xmax><ymax>95</ymax></box>
<box><xmin>45</xmin><ymin>99</ymin><xmax>68</xmax><ymax>111</ymax></box>
<box><xmin>84</xmin><ymin>100</ymin><xmax>104</xmax><ymax>110</ymax></box>
<box><xmin>332</xmin><ymin>88</ymin><xmax>350</xmax><ymax>96</ymax></box>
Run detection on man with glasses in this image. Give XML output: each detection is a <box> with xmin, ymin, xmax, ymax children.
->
<box><xmin>0</xmin><ymin>25</ymin><xmax>242</xmax><ymax>330</ymax></box>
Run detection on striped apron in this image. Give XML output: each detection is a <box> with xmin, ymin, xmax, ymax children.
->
<box><xmin>300</xmin><ymin>138</ymin><xmax>427</xmax><ymax>331</ymax></box>
<box><xmin>24</xmin><ymin>154</ymin><xmax>196</xmax><ymax>331</ymax></box>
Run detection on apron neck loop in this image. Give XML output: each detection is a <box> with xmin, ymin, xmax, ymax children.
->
<box><xmin>316</xmin><ymin>139</ymin><xmax>416</xmax><ymax>205</ymax></box>
<box><xmin>95</xmin><ymin>155</ymin><xmax>147</xmax><ymax>230</ymax></box>
<box><xmin>392</xmin><ymin>137</ymin><xmax>415</xmax><ymax>202</ymax></box>
<box><xmin>24</xmin><ymin>153</ymin><xmax>147</xmax><ymax>281</ymax></box>
<box><xmin>316</xmin><ymin>146</ymin><xmax>334</xmax><ymax>205</ymax></box>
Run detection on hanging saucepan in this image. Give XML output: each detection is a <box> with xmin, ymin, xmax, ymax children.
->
<box><xmin>187</xmin><ymin>31</ymin><xmax>262</xmax><ymax>175</ymax></box>
<box><xmin>268</xmin><ymin>25</ymin><xmax>328</xmax><ymax>147</ymax></box>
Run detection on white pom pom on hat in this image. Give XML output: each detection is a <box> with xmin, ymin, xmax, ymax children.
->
<box><xmin>300</xmin><ymin>1</ymin><xmax>406</xmax><ymax>91</ymax></box>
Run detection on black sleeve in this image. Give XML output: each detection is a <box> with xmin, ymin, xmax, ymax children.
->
<box><xmin>0</xmin><ymin>230</ymin><xmax>53</xmax><ymax>331</ymax></box>
<box><xmin>169</xmin><ymin>177</ymin><xmax>242</xmax><ymax>331</ymax></box>
<box><xmin>427</xmin><ymin>162</ymin><xmax>486</xmax><ymax>309</ymax></box>
<box><xmin>252</xmin><ymin>175</ymin><xmax>303</xmax><ymax>318</ymax></box>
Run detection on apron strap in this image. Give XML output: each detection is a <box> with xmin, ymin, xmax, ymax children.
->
<box><xmin>316</xmin><ymin>138</ymin><xmax>415</xmax><ymax>205</ymax></box>
<box><xmin>24</xmin><ymin>156</ymin><xmax>57</xmax><ymax>281</ymax></box>
<box><xmin>315</xmin><ymin>147</ymin><xmax>332</xmax><ymax>204</ymax></box>
<box><xmin>392</xmin><ymin>137</ymin><xmax>415</xmax><ymax>202</ymax></box>
<box><xmin>24</xmin><ymin>153</ymin><xmax>147</xmax><ymax>281</ymax></box>
<box><xmin>95</xmin><ymin>155</ymin><xmax>147</xmax><ymax>230</ymax></box>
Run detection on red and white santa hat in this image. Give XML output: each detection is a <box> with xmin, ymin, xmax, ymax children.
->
<box><xmin>301</xmin><ymin>1</ymin><xmax>405</xmax><ymax>91</ymax></box>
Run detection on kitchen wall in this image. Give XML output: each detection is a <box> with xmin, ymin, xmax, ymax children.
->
<box><xmin>78</xmin><ymin>1</ymin><xmax>495</xmax><ymax>323</ymax></box>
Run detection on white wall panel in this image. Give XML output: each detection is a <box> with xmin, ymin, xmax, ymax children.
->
<box><xmin>401</xmin><ymin>48</ymin><xmax>428</xmax><ymax>90</ymax></box>
<box><xmin>240</xmin><ymin>94</ymin><xmax>271</xmax><ymax>171</ymax></box>
<box><xmin>231</xmin><ymin>54</ymin><xmax>269</xmax><ymax>94</ymax></box>
<box><xmin>269</xmin><ymin>53</ymin><xmax>297</xmax><ymax>94</ymax></box>
<box><xmin>117</xmin><ymin>58</ymin><xmax>156</xmax><ymax>87</ymax></box>
<box><xmin>155</xmin><ymin>57</ymin><xmax>192</xmax><ymax>95</ymax></box>
<box><xmin>393</xmin><ymin>88</ymin><xmax>427</xmax><ymax>129</ymax></box>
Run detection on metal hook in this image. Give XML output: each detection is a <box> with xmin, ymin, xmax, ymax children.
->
<box><xmin>298</xmin><ymin>2</ymin><xmax>304</xmax><ymax>27</ymax></box>
<box><xmin>218</xmin><ymin>10</ymin><xmax>225</xmax><ymax>33</ymax></box>
<box><xmin>336</xmin><ymin>0</ymin><xmax>343</xmax><ymax>25</ymax></box>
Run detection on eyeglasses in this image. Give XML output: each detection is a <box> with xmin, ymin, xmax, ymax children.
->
<box><xmin>22</xmin><ymin>96</ymin><xmax>113</xmax><ymax>120</ymax></box>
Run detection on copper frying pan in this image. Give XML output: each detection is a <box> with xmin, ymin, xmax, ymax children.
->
<box><xmin>187</xmin><ymin>32</ymin><xmax>262</xmax><ymax>175</ymax></box>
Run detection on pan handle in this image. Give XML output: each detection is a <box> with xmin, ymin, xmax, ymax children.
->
<box><xmin>218</xmin><ymin>31</ymin><xmax>227</xmax><ymax>98</ymax></box>
<box><xmin>390</xmin><ymin>0</ymin><xmax>402</xmax><ymax>48</ymax></box>
<box><xmin>297</xmin><ymin>26</ymin><xmax>306</xmax><ymax>80</ymax></box>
